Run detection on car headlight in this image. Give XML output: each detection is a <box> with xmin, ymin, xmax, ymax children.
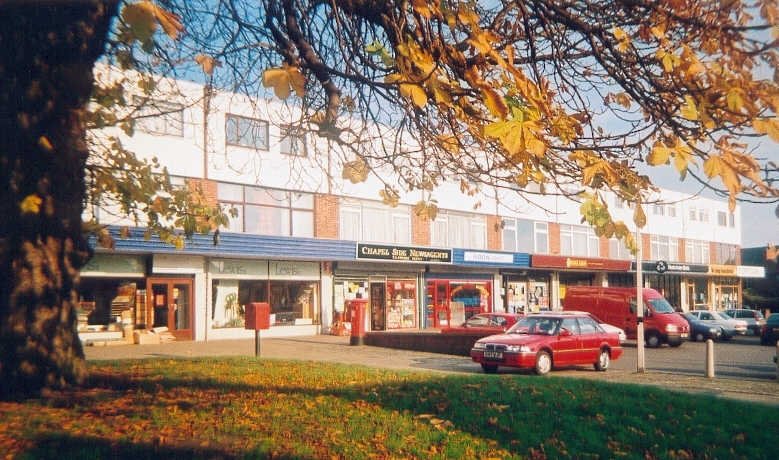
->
<box><xmin>473</xmin><ymin>342</ymin><xmax>486</xmax><ymax>350</ymax></box>
<box><xmin>709</xmin><ymin>328</ymin><xmax>720</xmax><ymax>335</ymax></box>
<box><xmin>666</xmin><ymin>324</ymin><xmax>678</xmax><ymax>332</ymax></box>
<box><xmin>505</xmin><ymin>345</ymin><xmax>531</xmax><ymax>353</ymax></box>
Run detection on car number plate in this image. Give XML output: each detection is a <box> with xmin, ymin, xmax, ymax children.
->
<box><xmin>681</xmin><ymin>333</ymin><xmax>688</xmax><ymax>338</ymax></box>
<box><xmin>484</xmin><ymin>350</ymin><xmax>503</xmax><ymax>360</ymax></box>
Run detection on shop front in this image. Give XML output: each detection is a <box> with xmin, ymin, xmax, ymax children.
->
<box><xmin>208</xmin><ymin>258</ymin><xmax>321</xmax><ymax>340</ymax></box>
<box><xmin>709</xmin><ymin>264</ymin><xmax>740</xmax><ymax>311</ymax></box>
<box><xmin>78</xmin><ymin>253</ymin><xmax>148</xmax><ymax>340</ymax></box>
<box><xmin>532</xmin><ymin>255</ymin><xmax>632</xmax><ymax>310</ymax></box>
<box><xmin>632</xmin><ymin>260</ymin><xmax>709</xmax><ymax>311</ymax></box>
<box><xmin>334</xmin><ymin>244</ymin><xmax>444</xmax><ymax>332</ymax></box>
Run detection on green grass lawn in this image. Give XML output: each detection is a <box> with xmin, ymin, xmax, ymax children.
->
<box><xmin>1</xmin><ymin>357</ymin><xmax>777</xmax><ymax>459</ymax></box>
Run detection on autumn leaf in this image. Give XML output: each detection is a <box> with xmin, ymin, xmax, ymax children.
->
<box><xmin>633</xmin><ymin>203</ymin><xmax>646</xmax><ymax>228</ymax></box>
<box><xmin>380</xmin><ymin>188</ymin><xmax>400</xmax><ymax>207</ymax></box>
<box><xmin>342</xmin><ymin>159</ymin><xmax>369</xmax><ymax>184</ymax></box>
<box><xmin>647</xmin><ymin>143</ymin><xmax>671</xmax><ymax>166</ymax></box>
<box><xmin>38</xmin><ymin>136</ymin><xmax>53</xmax><ymax>151</ymax></box>
<box><xmin>703</xmin><ymin>155</ymin><xmax>722</xmax><ymax>178</ymax></box>
<box><xmin>753</xmin><ymin>117</ymin><xmax>779</xmax><ymax>142</ymax></box>
<box><xmin>195</xmin><ymin>54</ymin><xmax>218</xmax><ymax>75</ymax></box>
<box><xmin>124</xmin><ymin>1</ymin><xmax>183</xmax><ymax>40</ymax></box>
<box><xmin>726</xmin><ymin>87</ymin><xmax>745</xmax><ymax>113</ymax></box>
<box><xmin>19</xmin><ymin>194</ymin><xmax>42</xmax><ymax>214</ymax></box>
<box><xmin>680</xmin><ymin>95</ymin><xmax>698</xmax><ymax>121</ymax></box>
<box><xmin>400</xmin><ymin>83</ymin><xmax>428</xmax><ymax>108</ymax></box>
<box><xmin>482</xmin><ymin>88</ymin><xmax>508</xmax><ymax>119</ymax></box>
<box><xmin>263</xmin><ymin>65</ymin><xmax>306</xmax><ymax>99</ymax></box>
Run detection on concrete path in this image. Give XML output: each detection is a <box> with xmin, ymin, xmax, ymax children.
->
<box><xmin>84</xmin><ymin>335</ymin><xmax>779</xmax><ymax>407</ymax></box>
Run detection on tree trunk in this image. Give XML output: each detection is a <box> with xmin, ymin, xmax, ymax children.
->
<box><xmin>0</xmin><ymin>1</ymin><xmax>117</xmax><ymax>400</ymax></box>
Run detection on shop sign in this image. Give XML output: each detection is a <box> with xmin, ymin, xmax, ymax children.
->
<box><xmin>357</xmin><ymin>243</ymin><xmax>452</xmax><ymax>263</ymax></box>
<box><xmin>633</xmin><ymin>261</ymin><xmax>708</xmax><ymax>273</ymax></box>
<box><xmin>708</xmin><ymin>264</ymin><xmax>737</xmax><ymax>276</ymax></box>
<box><xmin>736</xmin><ymin>265</ymin><xmax>765</xmax><ymax>278</ymax></box>
<box><xmin>153</xmin><ymin>254</ymin><xmax>205</xmax><ymax>274</ymax></box>
<box><xmin>531</xmin><ymin>255</ymin><xmax>630</xmax><ymax>271</ymax></box>
<box><xmin>82</xmin><ymin>254</ymin><xmax>145</xmax><ymax>277</ymax></box>
<box><xmin>463</xmin><ymin>251</ymin><xmax>514</xmax><ymax>264</ymax></box>
<box><xmin>269</xmin><ymin>261</ymin><xmax>319</xmax><ymax>279</ymax></box>
<box><xmin>209</xmin><ymin>259</ymin><xmax>268</xmax><ymax>277</ymax></box>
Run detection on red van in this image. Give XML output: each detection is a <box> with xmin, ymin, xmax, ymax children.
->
<box><xmin>562</xmin><ymin>286</ymin><xmax>689</xmax><ymax>347</ymax></box>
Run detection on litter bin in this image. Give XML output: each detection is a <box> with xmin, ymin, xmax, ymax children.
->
<box><xmin>348</xmin><ymin>299</ymin><xmax>368</xmax><ymax>346</ymax></box>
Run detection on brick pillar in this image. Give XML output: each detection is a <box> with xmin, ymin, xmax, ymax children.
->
<box><xmin>548</xmin><ymin>222</ymin><xmax>561</xmax><ymax>255</ymax></box>
<box><xmin>314</xmin><ymin>194</ymin><xmax>339</xmax><ymax>239</ymax></box>
<box><xmin>678</xmin><ymin>238</ymin><xmax>686</xmax><ymax>262</ymax></box>
<box><xmin>487</xmin><ymin>215</ymin><xmax>502</xmax><ymax>250</ymax></box>
<box><xmin>412</xmin><ymin>210</ymin><xmax>430</xmax><ymax>246</ymax></box>
<box><xmin>599</xmin><ymin>236</ymin><xmax>609</xmax><ymax>258</ymax></box>
<box><xmin>642</xmin><ymin>232</ymin><xmax>651</xmax><ymax>259</ymax></box>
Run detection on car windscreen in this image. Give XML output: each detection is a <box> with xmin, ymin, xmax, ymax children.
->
<box><xmin>647</xmin><ymin>298</ymin><xmax>676</xmax><ymax>314</ymax></box>
<box><xmin>508</xmin><ymin>316</ymin><xmax>561</xmax><ymax>335</ymax></box>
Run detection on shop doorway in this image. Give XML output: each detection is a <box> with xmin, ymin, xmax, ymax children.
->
<box><xmin>147</xmin><ymin>277</ymin><xmax>193</xmax><ymax>340</ymax></box>
<box><xmin>370</xmin><ymin>282</ymin><xmax>386</xmax><ymax>331</ymax></box>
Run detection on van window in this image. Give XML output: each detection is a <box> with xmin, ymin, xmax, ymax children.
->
<box><xmin>629</xmin><ymin>299</ymin><xmax>649</xmax><ymax>316</ymax></box>
<box><xmin>647</xmin><ymin>298</ymin><xmax>675</xmax><ymax>313</ymax></box>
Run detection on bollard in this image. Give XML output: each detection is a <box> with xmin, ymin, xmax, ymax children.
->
<box><xmin>705</xmin><ymin>339</ymin><xmax>715</xmax><ymax>378</ymax></box>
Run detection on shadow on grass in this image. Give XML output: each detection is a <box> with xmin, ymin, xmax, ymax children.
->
<box><xmin>23</xmin><ymin>433</ymin><xmax>299</xmax><ymax>460</ymax></box>
<box><xmin>10</xmin><ymin>357</ymin><xmax>779</xmax><ymax>459</ymax></box>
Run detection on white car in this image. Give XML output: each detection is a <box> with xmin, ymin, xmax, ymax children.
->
<box><xmin>556</xmin><ymin>310</ymin><xmax>626</xmax><ymax>343</ymax></box>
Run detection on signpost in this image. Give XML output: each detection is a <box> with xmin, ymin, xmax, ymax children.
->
<box><xmin>636</xmin><ymin>227</ymin><xmax>646</xmax><ymax>373</ymax></box>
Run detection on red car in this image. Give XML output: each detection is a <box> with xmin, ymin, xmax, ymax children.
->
<box><xmin>441</xmin><ymin>312</ymin><xmax>523</xmax><ymax>334</ymax></box>
<box><xmin>470</xmin><ymin>312</ymin><xmax>623</xmax><ymax>375</ymax></box>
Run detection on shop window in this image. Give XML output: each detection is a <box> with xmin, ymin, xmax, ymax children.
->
<box><xmin>385</xmin><ymin>280</ymin><xmax>417</xmax><ymax>329</ymax></box>
<box><xmin>211</xmin><ymin>279</ymin><xmax>319</xmax><ymax>328</ymax></box>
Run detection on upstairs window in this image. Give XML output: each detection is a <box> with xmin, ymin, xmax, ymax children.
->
<box><xmin>339</xmin><ymin>199</ymin><xmax>410</xmax><ymax>244</ymax></box>
<box><xmin>559</xmin><ymin>224</ymin><xmax>599</xmax><ymax>257</ymax></box>
<box><xmin>226</xmin><ymin>114</ymin><xmax>269</xmax><ymax>150</ymax></box>
<box><xmin>134</xmin><ymin>97</ymin><xmax>184</xmax><ymax>136</ymax></box>
<box><xmin>279</xmin><ymin>124</ymin><xmax>306</xmax><ymax>156</ymax></box>
<box><xmin>431</xmin><ymin>211</ymin><xmax>486</xmax><ymax>249</ymax></box>
<box><xmin>502</xmin><ymin>218</ymin><xmax>548</xmax><ymax>254</ymax></box>
<box><xmin>217</xmin><ymin>182</ymin><xmax>313</xmax><ymax>237</ymax></box>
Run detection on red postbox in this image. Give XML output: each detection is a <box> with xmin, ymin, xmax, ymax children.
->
<box><xmin>348</xmin><ymin>298</ymin><xmax>368</xmax><ymax>346</ymax></box>
<box><xmin>245</xmin><ymin>302</ymin><xmax>271</xmax><ymax>330</ymax></box>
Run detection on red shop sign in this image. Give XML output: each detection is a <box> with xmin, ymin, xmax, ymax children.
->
<box><xmin>531</xmin><ymin>255</ymin><xmax>631</xmax><ymax>271</ymax></box>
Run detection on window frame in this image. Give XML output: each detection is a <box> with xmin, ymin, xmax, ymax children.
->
<box><xmin>225</xmin><ymin>114</ymin><xmax>270</xmax><ymax>150</ymax></box>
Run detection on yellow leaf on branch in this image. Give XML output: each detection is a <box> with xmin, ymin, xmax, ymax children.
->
<box><xmin>680</xmin><ymin>95</ymin><xmax>698</xmax><ymax>121</ymax></box>
<box><xmin>132</xmin><ymin>0</ymin><xmax>183</xmax><ymax>39</ymax></box>
<box><xmin>647</xmin><ymin>143</ymin><xmax>671</xmax><ymax>165</ymax></box>
<box><xmin>482</xmin><ymin>87</ymin><xmax>508</xmax><ymax>119</ymax></box>
<box><xmin>400</xmin><ymin>83</ymin><xmax>428</xmax><ymax>108</ymax></box>
<box><xmin>753</xmin><ymin>117</ymin><xmax>779</xmax><ymax>142</ymax></box>
<box><xmin>262</xmin><ymin>64</ymin><xmax>306</xmax><ymax>99</ymax></box>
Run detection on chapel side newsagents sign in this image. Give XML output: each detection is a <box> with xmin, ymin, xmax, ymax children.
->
<box><xmin>357</xmin><ymin>243</ymin><xmax>452</xmax><ymax>263</ymax></box>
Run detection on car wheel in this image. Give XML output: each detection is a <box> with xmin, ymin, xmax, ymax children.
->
<box><xmin>534</xmin><ymin>350</ymin><xmax>552</xmax><ymax>375</ymax></box>
<box><xmin>695</xmin><ymin>332</ymin><xmax>704</xmax><ymax>342</ymax></box>
<box><xmin>594</xmin><ymin>349</ymin><xmax>610</xmax><ymax>371</ymax></box>
<box><xmin>481</xmin><ymin>364</ymin><xmax>498</xmax><ymax>374</ymax></box>
<box><xmin>645</xmin><ymin>332</ymin><xmax>661</xmax><ymax>348</ymax></box>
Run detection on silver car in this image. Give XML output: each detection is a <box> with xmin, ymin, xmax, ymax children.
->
<box><xmin>688</xmin><ymin>310</ymin><xmax>747</xmax><ymax>339</ymax></box>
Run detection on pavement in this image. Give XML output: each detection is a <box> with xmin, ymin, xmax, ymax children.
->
<box><xmin>83</xmin><ymin>335</ymin><xmax>779</xmax><ymax>407</ymax></box>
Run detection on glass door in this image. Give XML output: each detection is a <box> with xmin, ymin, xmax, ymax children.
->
<box><xmin>147</xmin><ymin>277</ymin><xmax>194</xmax><ymax>340</ymax></box>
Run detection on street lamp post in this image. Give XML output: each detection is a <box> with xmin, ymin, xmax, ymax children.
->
<box><xmin>636</xmin><ymin>225</ymin><xmax>646</xmax><ymax>373</ymax></box>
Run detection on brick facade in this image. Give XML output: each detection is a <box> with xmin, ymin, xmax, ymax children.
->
<box><xmin>412</xmin><ymin>211</ymin><xmax>431</xmax><ymax>246</ymax></box>
<box><xmin>486</xmin><ymin>215</ymin><xmax>502</xmax><ymax>250</ymax></box>
<box><xmin>548</xmin><ymin>222</ymin><xmax>561</xmax><ymax>255</ymax></box>
<box><xmin>314</xmin><ymin>194</ymin><xmax>339</xmax><ymax>239</ymax></box>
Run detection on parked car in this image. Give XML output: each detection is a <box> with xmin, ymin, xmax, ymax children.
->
<box><xmin>681</xmin><ymin>312</ymin><xmax>723</xmax><ymax>342</ymax></box>
<box><xmin>441</xmin><ymin>312</ymin><xmax>523</xmax><ymax>334</ymax></box>
<box><xmin>470</xmin><ymin>312</ymin><xmax>623</xmax><ymax>375</ymax></box>
<box><xmin>559</xmin><ymin>310</ymin><xmax>626</xmax><ymax>343</ymax></box>
<box><xmin>687</xmin><ymin>310</ymin><xmax>747</xmax><ymax>339</ymax></box>
<box><xmin>760</xmin><ymin>313</ymin><xmax>779</xmax><ymax>346</ymax></box>
<box><xmin>724</xmin><ymin>308</ymin><xmax>765</xmax><ymax>336</ymax></box>
<box><xmin>716</xmin><ymin>311</ymin><xmax>749</xmax><ymax>335</ymax></box>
